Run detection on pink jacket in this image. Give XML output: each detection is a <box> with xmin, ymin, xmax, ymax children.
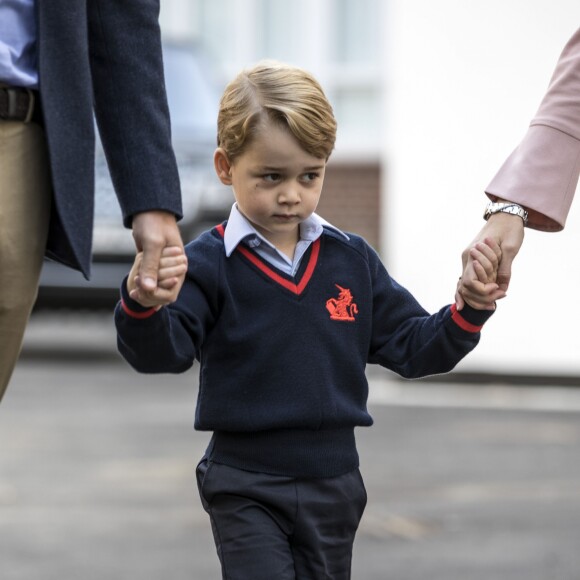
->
<box><xmin>486</xmin><ymin>27</ymin><xmax>580</xmax><ymax>231</ymax></box>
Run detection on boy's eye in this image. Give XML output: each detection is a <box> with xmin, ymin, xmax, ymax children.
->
<box><xmin>302</xmin><ymin>172</ymin><xmax>319</xmax><ymax>182</ymax></box>
<box><xmin>263</xmin><ymin>173</ymin><xmax>281</xmax><ymax>182</ymax></box>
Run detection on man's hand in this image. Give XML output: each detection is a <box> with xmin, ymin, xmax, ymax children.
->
<box><xmin>131</xmin><ymin>210</ymin><xmax>186</xmax><ymax>306</ymax></box>
<box><xmin>456</xmin><ymin>211</ymin><xmax>525</xmax><ymax>310</ymax></box>
<box><xmin>127</xmin><ymin>246</ymin><xmax>187</xmax><ymax>308</ymax></box>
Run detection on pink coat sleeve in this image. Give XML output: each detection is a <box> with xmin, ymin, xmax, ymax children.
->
<box><xmin>485</xmin><ymin>27</ymin><xmax>580</xmax><ymax>231</ymax></box>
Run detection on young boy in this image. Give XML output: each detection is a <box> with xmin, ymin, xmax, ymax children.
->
<box><xmin>115</xmin><ymin>61</ymin><xmax>501</xmax><ymax>580</ymax></box>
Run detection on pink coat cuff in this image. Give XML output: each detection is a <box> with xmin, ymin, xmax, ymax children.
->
<box><xmin>486</xmin><ymin>124</ymin><xmax>580</xmax><ymax>231</ymax></box>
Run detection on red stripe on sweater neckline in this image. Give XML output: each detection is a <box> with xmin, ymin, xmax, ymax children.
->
<box><xmin>215</xmin><ymin>223</ymin><xmax>320</xmax><ymax>295</ymax></box>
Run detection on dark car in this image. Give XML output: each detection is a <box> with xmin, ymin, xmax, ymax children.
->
<box><xmin>36</xmin><ymin>43</ymin><xmax>231</xmax><ymax>309</ymax></box>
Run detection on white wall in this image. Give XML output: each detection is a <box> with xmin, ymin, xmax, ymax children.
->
<box><xmin>383</xmin><ymin>2</ymin><xmax>580</xmax><ymax>375</ymax></box>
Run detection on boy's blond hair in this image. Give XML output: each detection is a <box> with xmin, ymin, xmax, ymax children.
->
<box><xmin>217</xmin><ymin>60</ymin><xmax>337</xmax><ymax>161</ymax></box>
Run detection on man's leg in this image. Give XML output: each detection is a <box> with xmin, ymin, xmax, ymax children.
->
<box><xmin>0</xmin><ymin>121</ymin><xmax>51</xmax><ymax>401</ymax></box>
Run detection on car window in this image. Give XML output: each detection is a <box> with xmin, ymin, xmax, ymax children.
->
<box><xmin>162</xmin><ymin>44</ymin><xmax>219</xmax><ymax>140</ymax></box>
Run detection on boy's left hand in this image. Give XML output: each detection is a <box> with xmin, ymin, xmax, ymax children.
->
<box><xmin>457</xmin><ymin>237</ymin><xmax>505</xmax><ymax>311</ymax></box>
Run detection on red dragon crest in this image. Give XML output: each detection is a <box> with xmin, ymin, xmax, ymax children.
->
<box><xmin>326</xmin><ymin>284</ymin><xmax>358</xmax><ymax>322</ymax></box>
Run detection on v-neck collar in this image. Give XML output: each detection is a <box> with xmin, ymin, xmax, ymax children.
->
<box><xmin>216</xmin><ymin>223</ymin><xmax>320</xmax><ymax>295</ymax></box>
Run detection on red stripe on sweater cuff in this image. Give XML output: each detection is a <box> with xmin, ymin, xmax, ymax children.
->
<box><xmin>121</xmin><ymin>299</ymin><xmax>158</xmax><ymax>319</ymax></box>
<box><xmin>450</xmin><ymin>304</ymin><xmax>483</xmax><ymax>333</ymax></box>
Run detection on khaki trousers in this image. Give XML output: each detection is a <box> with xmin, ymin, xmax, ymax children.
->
<box><xmin>0</xmin><ymin>121</ymin><xmax>51</xmax><ymax>401</ymax></box>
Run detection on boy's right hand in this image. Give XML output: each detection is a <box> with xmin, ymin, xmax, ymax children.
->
<box><xmin>127</xmin><ymin>246</ymin><xmax>188</xmax><ymax>308</ymax></box>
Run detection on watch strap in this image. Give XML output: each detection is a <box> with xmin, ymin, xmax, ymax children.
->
<box><xmin>483</xmin><ymin>202</ymin><xmax>528</xmax><ymax>226</ymax></box>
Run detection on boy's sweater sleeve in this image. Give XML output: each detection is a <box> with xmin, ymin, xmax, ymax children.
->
<box><xmin>366</xmin><ymin>247</ymin><xmax>494</xmax><ymax>379</ymax></box>
<box><xmin>115</xmin><ymin>243</ymin><xmax>218</xmax><ymax>374</ymax></box>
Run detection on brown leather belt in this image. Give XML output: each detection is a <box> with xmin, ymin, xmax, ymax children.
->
<box><xmin>0</xmin><ymin>85</ymin><xmax>37</xmax><ymax>123</ymax></box>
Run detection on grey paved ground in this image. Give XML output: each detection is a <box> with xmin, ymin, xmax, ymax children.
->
<box><xmin>1</xmin><ymin>312</ymin><xmax>580</xmax><ymax>579</ymax></box>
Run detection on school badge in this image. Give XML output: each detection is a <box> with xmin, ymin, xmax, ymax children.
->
<box><xmin>326</xmin><ymin>284</ymin><xmax>358</xmax><ymax>322</ymax></box>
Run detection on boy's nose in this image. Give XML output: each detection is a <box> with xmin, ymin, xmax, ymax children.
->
<box><xmin>278</xmin><ymin>186</ymin><xmax>300</xmax><ymax>204</ymax></box>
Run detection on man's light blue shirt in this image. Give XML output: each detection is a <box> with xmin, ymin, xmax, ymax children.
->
<box><xmin>0</xmin><ymin>0</ymin><xmax>38</xmax><ymax>88</ymax></box>
<box><xmin>223</xmin><ymin>203</ymin><xmax>349</xmax><ymax>276</ymax></box>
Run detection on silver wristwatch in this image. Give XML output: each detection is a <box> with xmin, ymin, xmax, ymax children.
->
<box><xmin>483</xmin><ymin>201</ymin><xmax>528</xmax><ymax>226</ymax></box>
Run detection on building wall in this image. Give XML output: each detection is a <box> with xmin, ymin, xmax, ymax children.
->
<box><xmin>384</xmin><ymin>1</ymin><xmax>580</xmax><ymax>375</ymax></box>
<box><xmin>319</xmin><ymin>162</ymin><xmax>381</xmax><ymax>250</ymax></box>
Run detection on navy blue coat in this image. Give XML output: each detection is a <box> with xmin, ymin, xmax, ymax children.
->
<box><xmin>36</xmin><ymin>0</ymin><xmax>182</xmax><ymax>277</ymax></box>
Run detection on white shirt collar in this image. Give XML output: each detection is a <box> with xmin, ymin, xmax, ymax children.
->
<box><xmin>223</xmin><ymin>203</ymin><xmax>349</xmax><ymax>257</ymax></box>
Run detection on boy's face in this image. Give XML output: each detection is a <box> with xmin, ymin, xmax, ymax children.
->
<box><xmin>214</xmin><ymin>119</ymin><xmax>327</xmax><ymax>251</ymax></box>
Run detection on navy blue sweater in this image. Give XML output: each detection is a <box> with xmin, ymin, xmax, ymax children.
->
<box><xmin>115</xmin><ymin>224</ymin><xmax>493</xmax><ymax>477</ymax></box>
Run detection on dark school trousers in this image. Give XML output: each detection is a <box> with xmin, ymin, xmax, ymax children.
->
<box><xmin>196</xmin><ymin>459</ymin><xmax>367</xmax><ymax>580</ymax></box>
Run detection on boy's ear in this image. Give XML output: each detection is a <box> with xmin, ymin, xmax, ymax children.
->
<box><xmin>214</xmin><ymin>148</ymin><xmax>233</xmax><ymax>185</ymax></box>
